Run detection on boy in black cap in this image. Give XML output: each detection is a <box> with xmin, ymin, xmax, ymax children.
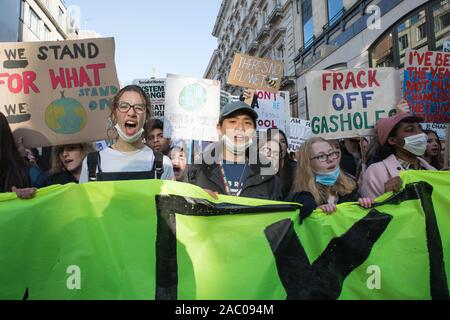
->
<box><xmin>187</xmin><ymin>101</ymin><xmax>282</xmax><ymax>201</ymax></box>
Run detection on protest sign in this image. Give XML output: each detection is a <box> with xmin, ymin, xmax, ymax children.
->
<box><xmin>0</xmin><ymin>171</ymin><xmax>449</xmax><ymax>300</ymax></box>
<box><xmin>443</xmin><ymin>40</ymin><xmax>450</xmax><ymax>53</ymax></box>
<box><xmin>0</xmin><ymin>38</ymin><xmax>119</xmax><ymax>148</ymax></box>
<box><xmin>254</xmin><ymin>90</ymin><xmax>290</xmax><ymax>133</ymax></box>
<box><xmin>422</xmin><ymin>122</ymin><xmax>447</xmax><ymax>140</ymax></box>
<box><xmin>403</xmin><ymin>49</ymin><xmax>450</xmax><ymax>123</ymax></box>
<box><xmin>164</xmin><ymin>74</ymin><xmax>220</xmax><ymax>142</ymax></box>
<box><xmin>288</xmin><ymin>118</ymin><xmax>311</xmax><ymax>152</ymax></box>
<box><xmin>227</xmin><ymin>53</ymin><xmax>284</xmax><ymax>93</ymax></box>
<box><xmin>133</xmin><ymin>78</ymin><xmax>165</xmax><ymax>119</ymax></box>
<box><xmin>306</xmin><ymin>68</ymin><xmax>400</xmax><ymax>139</ymax></box>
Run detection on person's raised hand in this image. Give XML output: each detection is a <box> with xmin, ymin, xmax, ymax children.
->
<box><xmin>396</xmin><ymin>99</ymin><xmax>410</xmax><ymax>114</ymax></box>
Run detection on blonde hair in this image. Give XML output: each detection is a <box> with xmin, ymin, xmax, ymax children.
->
<box><xmin>291</xmin><ymin>137</ymin><xmax>356</xmax><ymax>205</ymax></box>
<box><xmin>51</xmin><ymin>143</ymin><xmax>95</xmax><ymax>174</ymax></box>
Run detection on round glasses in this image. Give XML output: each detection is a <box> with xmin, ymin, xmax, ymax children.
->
<box><xmin>116</xmin><ymin>101</ymin><xmax>147</xmax><ymax>114</ymax></box>
<box><xmin>310</xmin><ymin>151</ymin><xmax>340</xmax><ymax>162</ymax></box>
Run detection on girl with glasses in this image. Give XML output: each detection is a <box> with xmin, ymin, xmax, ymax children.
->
<box><xmin>79</xmin><ymin>85</ymin><xmax>174</xmax><ymax>182</ymax></box>
<box><xmin>287</xmin><ymin>137</ymin><xmax>373</xmax><ymax>218</ymax></box>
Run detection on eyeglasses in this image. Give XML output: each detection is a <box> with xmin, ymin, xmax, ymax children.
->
<box><xmin>116</xmin><ymin>101</ymin><xmax>147</xmax><ymax>114</ymax></box>
<box><xmin>310</xmin><ymin>151</ymin><xmax>340</xmax><ymax>162</ymax></box>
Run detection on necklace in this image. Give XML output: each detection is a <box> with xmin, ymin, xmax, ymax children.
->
<box><xmin>219</xmin><ymin>162</ymin><xmax>248</xmax><ymax>196</ymax></box>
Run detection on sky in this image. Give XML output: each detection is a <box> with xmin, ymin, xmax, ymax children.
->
<box><xmin>65</xmin><ymin>0</ymin><xmax>221</xmax><ymax>85</ymax></box>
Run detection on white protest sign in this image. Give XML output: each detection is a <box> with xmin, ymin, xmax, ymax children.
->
<box><xmin>443</xmin><ymin>40</ymin><xmax>450</xmax><ymax>53</ymax></box>
<box><xmin>133</xmin><ymin>78</ymin><xmax>165</xmax><ymax>119</ymax></box>
<box><xmin>288</xmin><ymin>118</ymin><xmax>311</xmax><ymax>152</ymax></box>
<box><xmin>164</xmin><ymin>74</ymin><xmax>220</xmax><ymax>142</ymax></box>
<box><xmin>422</xmin><ymin>123</ymin><xmax>447</xmax><ymax>141</ymax></box>
<box><xmin>254</xmin><ymin>90</ymin><xmax>290</xmax><ymax>134</ymax></box>
<box><xmin>306</xmin><ymin>68</ymin><xmax>400</xmax><ymax>139</ymax></box>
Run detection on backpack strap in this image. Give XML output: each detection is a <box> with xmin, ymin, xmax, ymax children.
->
<box><xmin>87</xmin><ymin>151</ymin><xmax>101</xmax><ymax>181</ymax></box>
<box><xmin>153</xmin><ymin>150</ymin><xmax>164</xmax><ymax>179</ymax></box>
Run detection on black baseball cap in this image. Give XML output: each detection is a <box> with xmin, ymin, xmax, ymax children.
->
<box><xmin>219</xmin><ymin>101</ymin><xmax>258</xmax><ymax>123</ymax></box>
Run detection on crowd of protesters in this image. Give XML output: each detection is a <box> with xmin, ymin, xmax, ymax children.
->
<box><xmin>1</xmin><ymin>85</ymin><xmax>447</xmax><ymax>219</ymax></box>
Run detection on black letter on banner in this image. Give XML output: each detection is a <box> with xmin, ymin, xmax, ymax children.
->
<box><xmin>22</xmin><ymin>288</ymin><xmax>28</xmax><ymax>300</ymax></box>
<box><xmin>265</xmin><ymin>209</ymin><xmax>392</xmax><ymax>299</ymax></box>
<box><xmin>376</xmin><ymin>181</ymin><xmax>449</xmax><ymax>300</ymax></box>
<box><xmin>155</xmin><ymin>195</ymin><xmax>302</xmax><ymax>300</ymax></box>
<box><xmin>415</xmin><ymin>182</ymin><xmax>449</xmax><ymax>300</ymax></box>
<box><xmin>155</xmin><ymin>199</ymin><xmax>178</xmax><ymax>300</ymax></box>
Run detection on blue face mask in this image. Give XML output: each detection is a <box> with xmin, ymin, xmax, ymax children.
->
<box><xmin>315</xmin><ymin>167</ymin><xmax>340</xmax><ymax>186</ymax></box>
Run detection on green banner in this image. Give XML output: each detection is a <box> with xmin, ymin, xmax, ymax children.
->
<box><xmin>0</xmin><ymin>171</ymin><xmax>449</xmax><ymax>300</ymax></box>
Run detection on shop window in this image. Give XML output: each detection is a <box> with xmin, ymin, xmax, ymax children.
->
<box><xmin>370</xmin><ymin>33</ymin><xmax>394</xmax><ymax>67</ymax></box>
<box><xmin>396</xmin><ymin>9</ymin><xmax>428</xmax><ymax>67</ymax></box>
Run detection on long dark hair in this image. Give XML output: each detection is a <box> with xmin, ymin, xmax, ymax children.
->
<box><xmin>0</xmin><ymin>112</ymin><xmax>29</xmax><ymax>192</ymax></box>
<box><xmin>423</xmin><ymin>129</ymin><xmax>443</xmax><ymax>170</ymax></box>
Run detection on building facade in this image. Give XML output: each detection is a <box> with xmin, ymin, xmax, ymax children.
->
<box><xmin>206</xmin><ymin>0</ymin><xmax>449</xmax><ymax>120</ymax></box>
<box><xmin>293</xmin><ymin>0</ymin><xmax>449</xmax><ymax>119</ymax></box>
<box><xmin>20</xmin><ymin>0</ymin><xmax>79</xmax><ymax>41</ymax></box>
<box><xmin>205</xmin><ymin>0</ymin><xmax>302</xmax><ymax>117</ymax></box>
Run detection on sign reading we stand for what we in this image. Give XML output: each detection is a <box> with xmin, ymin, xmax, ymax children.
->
<box><xmin>0</xmin><ymin>38</ymin><xmax>119</xmax><ymax>148</ymax></box>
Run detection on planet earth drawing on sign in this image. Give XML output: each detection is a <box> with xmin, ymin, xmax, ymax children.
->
<box><xmin>45</xmin><ymin>92</ymin><xmax>87</xmax><ymax>134</ymax></box>
<box><xmin>179</xmin><ymin>83</ymin><xmax>207</xmax><ymax>111</ymax></box>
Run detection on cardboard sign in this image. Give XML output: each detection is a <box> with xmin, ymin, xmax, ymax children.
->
<box><xmin>133</xmin><ymin>78</ymin><xmax>165</xmax><ymax>120</ymax></box>
<box><xmin>254</xmin><ymin>90</ymin><xmax>290</xmax><ymax>133</ymax></box>
<box><xmin>403</xmin><ymin>49</ymin><xmax>450</xmax><ymax>123</ymax></box>
<box><xmin>288</xmin><ymin>118</ymin><xmax>311</xmax><ymax>152</ymax></box>
<box><xmin>164</xmin><ymin>74</ymin><xmax>220</xmax><ymax>142</ymax></box>
<box><xmin>0</xmin><ymin>38</ymin><xmax>119</xmax><ymax>148</ymax></box>
<box><xmin>227</xmin><ymin>53</ymin><xmax>284</xmax><ymax>93</ymax></box>
<box><xmin>306</xmin><ymin>68</ymin><xmax>400</xmax><ymax>139</ymax></box>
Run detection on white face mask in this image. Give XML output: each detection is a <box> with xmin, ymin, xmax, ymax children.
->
<box><xmin>115</xmin><ymin>124</ymin><xmax>144</xmax><ymax>144</ymax></box>
<box><xmin>222</xmin><ymin>134</ymin><xmax>253</xmax><ymax>155</ymax></box>
<box><xmin>403</xmin><ymin>133</ymin><xmax>428</xmax><ymax>156</ymax></box>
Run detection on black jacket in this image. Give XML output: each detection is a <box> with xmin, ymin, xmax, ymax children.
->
<box><xmin>187</xmin><ymin>143</ymin><xmax>282</xmax><ymax>201</ymax></box>
<box><xmin>286</xmin><ymin>183</ymin><xmax>360</xmax><ymax>221</ymax></box>
<box><xmin>50</xmin><ymin>171</ymin><xmax>78</xmax><ymax>185</ymax></box>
